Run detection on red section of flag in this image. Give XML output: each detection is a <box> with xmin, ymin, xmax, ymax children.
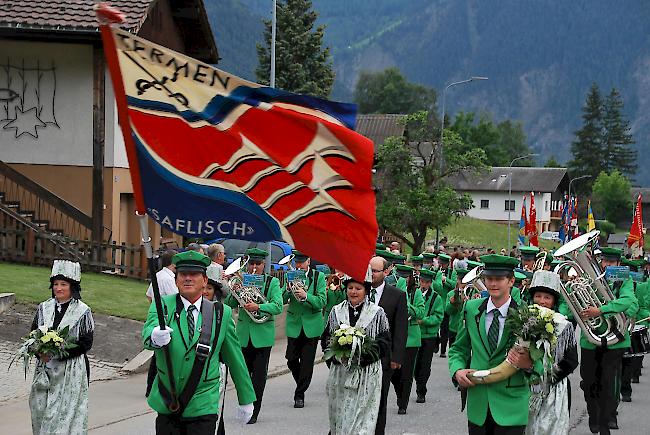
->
<box><xmin>527</xmin><ymin>191</ymin><xmax>539</xmax><ymax>246</ymax></box>
<box><xmin>628</xmin><ymin>193</ymin><xmax>644</xmax><ymax>248</ymax></box>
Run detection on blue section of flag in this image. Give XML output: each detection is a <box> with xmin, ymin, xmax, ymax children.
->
<box><xmin>559</xmin><ymin>196</ymin><xmax>567</xmax><ymax>244</ymax></box>
<box><xmin>518</xmin><ymin>212</ymin><xmax>526</xmax><ymax>245</ymax></box>
<box><xmin>127</xmin><ymin>85</ymin><xmax>359</xmax><ymax>130</ymax></box>
<box><xmin>133</xmin><ymin>133</ymin><xmax>283</xmax><ymax>241</ymax></box>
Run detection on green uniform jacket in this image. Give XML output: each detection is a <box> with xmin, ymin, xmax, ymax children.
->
<box><xmin>405</xmin><ymin>288</ymin><xmax>425</xmax><ymax>347</ymax></box>
<box><xmin>324</xmin><ymin>287</ymin><xmax>347</xmax><ymax>326</ymax></box>
<box><xmin>224</xmin><ymin>275</ymin><xmax>283</xmax><ymax>348</ymax></box>
<box><xmin>143</xmin><ymin>295</ymin><xmax>256</xmax><ymax>418</ymax></box>
<box><xmin>434</xmin><ymin>268</ymin><xmax>457</xmax><ymax>299</ymax></box>
<box><xmin>283</xmin><ymin>269</ymin><xmax>327</xmax><ymax>338</ymax></box>
<box><xmin>636</xmin><ymin>281</ymin><xmax>650</xmax><ymax>326</ymax></box>
<box><xmin>396</xmin><ymin>277</ymin><xmax>407</xmax><ymax>291</ymax></box>
<box><xmin>580</xmin><ymin>278</ymin><xmax>638</xmax><ymax>350</ymax></box>
<box><xmin>448</xmin><ymin>297</ymin><xmax>542</xmax><ymax>427</ymax></box>
<box><xmin>509</xmin><ymin>287</ymin><xmax>523</xmax><ymax>305</ymax></box>
<box><xmin>420</xmin><ymin>289</ymin><xmax>444</xmax><ymax>338</ymax></box>
<box><xmin>445</xmin><ymin>290</ymin><xmax>464</xmax><ymax>333</ymax></box>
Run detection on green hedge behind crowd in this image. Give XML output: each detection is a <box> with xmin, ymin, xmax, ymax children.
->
<box><xmin>0</xmin><ymin>262</ymin><xmax>150</xmax><ymax>321</ymax></box>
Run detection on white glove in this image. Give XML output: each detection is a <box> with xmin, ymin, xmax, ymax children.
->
<box><xmin>236</xmin><ymin>403</ymin><xmax>254</xmax><ymax>424</ymax></box>
<box><xmin>151</xmin><ymin>326</ymin><xmax>173</xmax><ymax>347</ymax></box>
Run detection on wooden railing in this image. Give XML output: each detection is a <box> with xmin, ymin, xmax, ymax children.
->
<box><xmin>0</xmin><ymin>222</ymin><xmax>145</xmax><ymax>279</ymax></box>
<box><xmin>0</xmin><ymin>161</ymin><xmax>111</xmax><ymax>241</ymax></box>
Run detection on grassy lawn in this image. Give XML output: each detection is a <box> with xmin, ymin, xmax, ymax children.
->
<box><xmin>0</xmin><ymin>262</ymin><xmax>150</xmax><ymax>321</ymax></box>
<box><xmin>429</xmin><ymin>217</ymin><xmax>560</xmax><ymax>251</ymax></box>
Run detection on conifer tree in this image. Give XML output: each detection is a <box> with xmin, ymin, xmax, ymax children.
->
<box><xmin>255</xmin><ymin>0</ymin><xmax>335</xmax><ymax>98</ymax></box>
<box><xmin>602</xmin><ymin>88</ymin><xmax>637</xmax><ymax>179</ymax></box>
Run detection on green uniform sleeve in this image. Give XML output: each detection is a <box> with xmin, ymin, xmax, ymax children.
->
<box><xmin>220</xmin><ymin>313</ymin><xmax>257</xmax><ymax>405</ymax></box>
<box><xmin>408</xmin><ymin>289</ymin><xmax>425</xmax><ymax>320</ymax></box>
<box><xmin>303</xmin><ymin>272</ymin><xmax>327</xmax><ymax>310</ymax></box>
<box><xmin>448</xmin><ymin>305</ymin><xmax>471</xmax><ymax>378</ymax></box>
<box><xmin>223</xmin><ymin>292</ymin><xmax>238</xmax><ymax>309</ymax></box>
<box><xmin>258</xmin><ymin>277</ymin><xmax>283</xmax><ymax>316</ymax></box>
<box><xmin>421</xmin><ymin>293</ymin><xmax>444</xmax><ymax>328</ymax></box>
<box><xmin>433</xmin><ymin>271</ymin><xmax>446</xmax><ymax>299</ymax></box>
<box><xmin>636</xmin><ymin>282</ymin><xmax>650</xmax><ymax>323</ymax></box>
<box><xmin>443</xmin><ymin>269</ymin><xmax>458</xmax><ymax>292</ymax></box>
<box><xmin>396</xmin><ymin>277</ymin><xmax>407</xmax><ymax>291</ymax></box>
<box><xmin>601</xmin><ymin>279</ymin><xmax>638</xmax><ymax>316</ymax></box>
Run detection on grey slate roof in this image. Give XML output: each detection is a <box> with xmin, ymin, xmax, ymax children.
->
<box><xmin>450</xmin><ymin>167</ymin><xmax>568</xmax><ymax>192</ymax></box>
<box><xmin>607</xmin><ymin>234</ymin><xmax>628</xmax><ymax>245</ymax></box>
<box><xmin>356</xmin><ymin>114</ymin><xmax>406</xmax><ymax>150</ymax></box>
<box><xmin>631</xmin><ymin>187</ymin><xmax>650</xmax><ymax>203</ymax></box>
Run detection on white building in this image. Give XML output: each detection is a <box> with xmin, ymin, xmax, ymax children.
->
<box><xmin>450</xmin><ymin>167</ymin><xmax>569</xmax><ymax>233</ymax></box>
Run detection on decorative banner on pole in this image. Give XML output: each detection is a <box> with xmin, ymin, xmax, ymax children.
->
<box><xmin>527</xmin><ymin>192</ymin><xmax>539</xmax><ymax>247</ymax></box>
<box><xmin>97</xmin><ymin>16</ymin><xmax>377</xmax><ymax>279</ymax></box>
<box><xmin>518</xmin><ymin>195</ymin><xmax>528</xmax><ymax>246</ymax></box>
<box><xmin>559</xmin><ymin>194</ymin><xmax>568</xmax><ymax>244</ymax></box>
<box><xmin>571</xmin><ymin>196</ymin><xmax>579</xmax><ymax>239</ymax></box>
<box><xmin>587</xmin><ymin>200</ymin><xmax>596</xmax><ymax>232</ymax></box>
<box><xmin>628</xmin><ymin>193</ymin><xmax>644</xmax><ymax>253</ymax></box>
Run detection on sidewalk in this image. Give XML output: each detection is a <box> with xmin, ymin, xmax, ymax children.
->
<box><xmin>0</xmin><ymin>337</ymin><xmax>323</xmax><ymax>434</ymax></box>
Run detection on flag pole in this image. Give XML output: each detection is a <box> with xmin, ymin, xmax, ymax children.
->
<box><xmin>138</xmin><ymin>213</ymin><xmax>180</xmax><ymax>412</ymax></box>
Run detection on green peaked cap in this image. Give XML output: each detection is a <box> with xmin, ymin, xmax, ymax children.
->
<box><xmin>438</xmin><ymin>253</ymin><xmax>451</xmax><ymax>262</ymax></box>
<box><xmin>411</xmin><ymin>255</ymin><xmax>424</xmax><ymax>263</ymax></box>
<box><xmin>419</xmin><ymin>268</ymin><xmax>436</xmax><ymax>280</ymax></box>
<box><xmin>376</xmin><ymin>243</ymin><xmax>386</xmax><ymax>250</ymax></box>
<box><xmin>173</xmin><ymin>250</ymin><xmax>211</xmax><ymax>272</ymax></box>
<box><xmin>292</xmin><ymin>249</ymin><xmax>309</xmax><ymax>262</ymax></box>
<box><xmin>467</xmin><ymin>260</ymin><xmax>484</xmax><ymax>268</ymax></box>
<box><xmin>422</xmin><ymin>252</ymin><xmax>437</xmax><ymax>260</ymax></box>
<box><xmin>480</xmin><ymin>254</ymin><xmax>520</xmax><ymax>276</ymax></box>
<box><xmin>600</xmin><ymin>247</ymin><xmax>623</xmax><ymax>260</ymax></box>
<box><xmin>456</xmin><ymin>268</ymin><xmax>470</xmax><ymax>278</ymax></box>
<box><xmin>520</xmin><ymin>246</ymin><xmax>540</xmax><ymax>258</ymax></box>
<box><xmin>246</xmin><ymin>247</ymin><xmax>269</xmax><ymax>260</ymax></box>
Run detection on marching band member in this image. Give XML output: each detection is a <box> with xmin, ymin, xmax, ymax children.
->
<box><xmin>411</xmin><ymin>255</ymin><xmax>424</xmax><ymax>273</ymax></box>
<box><xmin>445</xmin><ymin>268</ymin><xmax>471</xmax><ymax>349</ymax></box>
<box><xmin>519</xmin><ymin>246</ymin><xmax>540</xmax><ymax>271</ymax></box>
<box><xmin>413</xmin><ymin>268</ymin><xmax>444</xmax><ymax>403</ymax></box>
<box><xmin>525</xmin><ymin>270</ymin><xmax>579</xmax><ymax>435</ymax></box>
<box><xmin>224</xmin><ymin>248</ymin><xmax>283</xmax><ymax>424</ymax></box>
<box><xmin>323</xmin><ymin>267</ymin><xmax>348</xmax><ymax>332</ymax></box>
<box><xmin>435</xmin><ymin>253</ymin><xmax>457</xmax><ymax>358</ymax></box>
<box><xmin>391</xmin><ymin>265</ymin><xmax>424</xmax><ymax>415</ymax></box>
<box><xmin>283</xmin><ymin>250</ymin><xmax>327</xmax><ymax>408</ymax></box>
<box><xmin>422</xmin><ymin>252</ymin><xmax>437</xmax><ymax>270</ymax></box>
<box><xmin>580</xmin><ymin>247</ymin><xmax>637</xmax><ymax>434</ymax></box>
<box><xmin>449</xmin><ymin>254</ymin><xmax>539</xmax><ymax>435</ymax></box>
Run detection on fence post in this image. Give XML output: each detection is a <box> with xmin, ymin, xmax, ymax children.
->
<box><xmin>25</xmin><ymin>228</ymin><xmax>35</xmax><ymax>264</ymax></box>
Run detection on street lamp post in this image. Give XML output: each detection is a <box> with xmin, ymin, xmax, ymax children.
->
<box><xmin>568</xmin><ymin>174</ymin><xmax>591</xmax><ymax>200</ymax></box>
<box><xmin>438</xmin><ymin>76</ymin><xmax>488</xmax><ymax>170</ymax></box>
<box><xmin>507</xmin><ymin>153</ymin><xmax>540</xmax><ymax>250</ymax></box>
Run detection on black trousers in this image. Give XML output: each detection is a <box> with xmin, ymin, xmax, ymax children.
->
<box><xmin>414</xmin><ymin>337</ymin><xmax>437</xmax><ymax>397</ymax></box>
<box><xmin>439</xmin><ymin>313</ymin><xmax>450</xmax><ymax>354</ymax></box>
<box><xmin>621</xmin><ymin>353</ymin><xmax>635</xmax><ymax>398</ymax></box>
<box><xmin>633</xmin><ymin>355</ymin><xmax>643</xmax><ymax>377</ymax></box>
<box><xmin>390</xmin><ymin>347</ymin><xmax>419</xmax><ymax>409</ymax></box>
<box><xmin>242</xmin><ymin>343</ymin><xmax>272</xmax><ymax>419</ymax></box>
<box><xmin>467</xmin><ymin>408</ymin><xmax>525</xmax><ymax>435</ymax></box>
<box><xmin>580</xmin><ymin>347</ymin><xmax>625</xmax><ymax>431</ymax></box>
<box><xmin>286</xmin><ymin>330</ymin><xmax>318</xmax><ymax>400</ymax></box>
<box><xmin>155</xmin><ymin>413</ymin><xmax>217</xmax><ymax>435</ymax></box>
<box><xmin>375</xmin><ymin>366</ymin><xmax>393</xmax><ymax>435</ymax></box>
<box><xmin>146</xmin><ymin>354</ymin><xmax>157</xmax><ymax>397</ymax></box>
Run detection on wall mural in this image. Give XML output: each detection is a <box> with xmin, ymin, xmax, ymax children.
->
<box><xmin>0</xmin><ymin>59</ymin><xmax>59</xmax><ymax>139</ymax></box>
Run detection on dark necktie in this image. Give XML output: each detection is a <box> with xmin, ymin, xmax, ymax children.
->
<box><xmin>369</xmin><ymin>288</ymin><xmax>377</xmax><ymax>303</ymax></box>
<box><xmin>187</xmin><ymin>305</ymin><xmax>197</xmax><ymax>340</ymax></box>
<box><xmin>488</xmin><ymin>309</ymin><xmax>501</xmax><ymax>352</ymax></box>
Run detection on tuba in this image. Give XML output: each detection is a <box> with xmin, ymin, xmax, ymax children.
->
<box><xmin>553</xmin><ymin>230</ymin><xmax>630</xmax><ymax>346</ymax></box>
<box><xmin>462</xmin><ymin>265</ymin><xmax>487</xmax><ymax>300</ymax></box>
<box><xmin>224</xmin><ymin>256</ymin><xmax>269</xmax><ymax>324</ymax></box>
<box><xmin>279</xmin><ymin>254</ymin><xmax>308</xmax><ymax>300</ymax></box>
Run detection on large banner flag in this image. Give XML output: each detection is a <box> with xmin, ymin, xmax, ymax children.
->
<box><xmin>518</xmin><ymin>195</ymin><xmax>528</xmax><ymax>246</ymax></box>
<box><xmin>628</xmin><ymin>193</ymin><xmax>644</xmax><ymax>251</ymax></box>
<box><xmin>527</xmin><ymin>192</ymin><xmax>539</xmax><ymax>246</ymax></box>
<box><xmin>97</xmin><ymin>12</ymin><xmax>377</xmax><ymax>279</ymax></box>
<box><xmin>558</xmin><ymin>195</ymin><xmax>567</xmax><ymax>244</ymax></box>
<box><xmin>587</xmin><ymin>200</ymin><xmax>596</xmax><ymax>232</ymax></box>
<box><xmin>571</xmin><ymin>197</ymin><xmax>579</xmax><ymax>239</ymax></box>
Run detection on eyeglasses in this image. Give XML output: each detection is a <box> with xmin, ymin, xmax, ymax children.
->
<box><xmin>371</xmin><ymin>268</ymin><xmax>386</xmax><ymax>273</ymax></box>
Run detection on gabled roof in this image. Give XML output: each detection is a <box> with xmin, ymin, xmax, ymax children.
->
<box><xmin>631</xmin><ymin>187</ymin><xmax>650</xmax><ymax>204</ymax></box>
<box><xmin>0</xmin><ymin>0</ymin><xmax>152</xmax><ymax>33</ymax></box>
<box><xmin>356</xmin><ymin>114</ymin><xmax>406</xmax><ymax>150</ymax></box>
<box><xmin>450</xmin><ymin>167</ymin><xmax>568</xmax><ymax>193</ymax></box>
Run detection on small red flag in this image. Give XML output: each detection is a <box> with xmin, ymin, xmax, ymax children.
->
<box><xmin>628</xmin><ymin>193</ymin><xmax>644</xmax><ymax>248</ymax></box>
<box><xmin>528</xmin><ymin>192</ymin><xmax>539</xmax><ymax>247</ymax></box>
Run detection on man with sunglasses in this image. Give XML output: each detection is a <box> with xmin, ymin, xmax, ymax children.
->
<box><xmin>283</xmin><ymin>250</ymin><xmax>327</xmax><ymax>409</ymax></box>
<box><xmin>224</xmin><ymin>248</ymin><xmax>283</xmax><ymax>424</ymax></box>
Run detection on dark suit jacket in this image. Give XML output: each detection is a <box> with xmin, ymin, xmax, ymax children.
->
<box><xmin>378</xmin><ymin>283</ymin><xmax>408</xmax><ymax>368</ymax></box>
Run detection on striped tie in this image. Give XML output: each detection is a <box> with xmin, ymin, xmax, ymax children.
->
<box><xmin>187</xmin><ymin>305</ymin><xmax>197</xmax><ymax>340</ymax></box>
<box><xmin>488</xmin><ymin>309</ymin><xmax>500</xmax><ymax>352</ymax></box>
<box><xmin>369</xmin><ymin>288</ymin><xmax>377</xmax><ymax>303</ymax></box>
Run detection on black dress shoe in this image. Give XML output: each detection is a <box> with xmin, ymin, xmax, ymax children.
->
<box><xmin>439</xmin><ymin>353</ymin><xmax>447</xmax><ymax>358</ymax></box>
<box><xmin>247</xmin><ymin>416</ymin><xmax>257</xmax><ymax>424</ymax></box>
<box><xmin>416</xmin><ymin>395</ymin><xmax>426</xmax><ymax>403</ymax></box>
<box><xmin>398</xmin><ymin>408</ymin><xmax>407</xmax><ymax>415</ymax></box>
<box><xmin>608</xmin><ymin>418</ymin><xmax>619</xmax><ymax>429</ymax></box>
<box><xmin>294</xmin><ymin>398</ymin><xmax>304</xmax><ymax>408</ymax></box>
<box><xmin>588</xmin><ymin>424</ymin><xmax>599</xmax><ymax>434</ymax></box>
<box><xmin>622</xmin><ymin>395</ymin><xmax>632</xmax><ymax>402</ymax></box>
<box><xmin>632</xmin><ymin>377</ymin><xmax>640</xmax><ymax>383</ymax></box>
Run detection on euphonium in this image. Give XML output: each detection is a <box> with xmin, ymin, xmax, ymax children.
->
<box><xmin>462</xmin><ymin>265</ymin><xmax>487</xmax><ymax>300</ymax></box>
<box><xmin>223</xmin><ymin>256</ymin><xmax>269</xmax><ymax>324</ymax></box>
<box><xmin>553</xmin><ymin>230</ymin><xmax>630</xmax><ymax>346</ymax></box>
<box><xmin>279</xmin><ymin>254</ymin><xmax>307</xmax><ymax>299</ymax></box>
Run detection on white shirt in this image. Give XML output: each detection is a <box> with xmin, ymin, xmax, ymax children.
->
<box><xmin>371</xmin><ymin>281</ymin><xmax>386</xmax><ymax>305</ymax></box>
<box><xmin>180</xmin><ymin>295</ymin><xmax>202</xmax><ymax>329</ymax></box>
<box><xmin>485</xmin><ymin>296</ymin><xmax>512</xmax><ymax>344</ymax></box>
<box><xmin>146</xmin><ymin>267</ymin><xmax>178</xmax><ymax>298</ymax></box>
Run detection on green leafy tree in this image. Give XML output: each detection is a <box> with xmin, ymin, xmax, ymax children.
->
<box><xmin>591</xmin><ymin>170</ymin><xmax>632</xmax><ymax>225</ymax></box>
<box><xmin>602</xmin><ymin>88</ymin><xmax>637</xmax><ymax>178</ymax></box>
<box><xmin>375</xmin><ymin>111</ymin><xmax>488</xmax><ymax>253</ymax></box>
<box><xmin>544</xmin><ymin>156</ymin><xmax>562</xmax><ymax>167</ymax></box>
<box><xmin>255</xmin><ymin>0</ymin><xmax>335</xmax><ymax>98</ymax></box>
<box><xmin>449</xmin><ymin>112</ymin><xmax>532</xmax><ymax>166</ymax></box>
<box><xmin>353</xmin><ymin>67</ymin><xmax>437</xmax><ymax>114</ymax></box>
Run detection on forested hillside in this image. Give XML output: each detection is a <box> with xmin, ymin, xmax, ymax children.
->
<box><xmin>207</xmin><ymin>0</ymin><xmax>650</xmax><ymax>184</ymax></box>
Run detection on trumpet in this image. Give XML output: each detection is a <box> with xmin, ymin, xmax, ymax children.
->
<box><xmin>223</xmin><ymin>256</ymin><xmax>269</xmax><ymax>324</ymax></box>
<box><xmin>279</xmin><ymin>254</ymin><xmax>308</xmax><ymax>300</ymax></box>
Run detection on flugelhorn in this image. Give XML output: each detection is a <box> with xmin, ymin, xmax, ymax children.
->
<box><xmin>224</xmin><ymin>256</ymin><xmax>269</xmax><ymax>324</ymax></box>
<box><xmin>553</xmin><ymin>230</ymin><xmax>630</xmax><ymax>346</ymax></box>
